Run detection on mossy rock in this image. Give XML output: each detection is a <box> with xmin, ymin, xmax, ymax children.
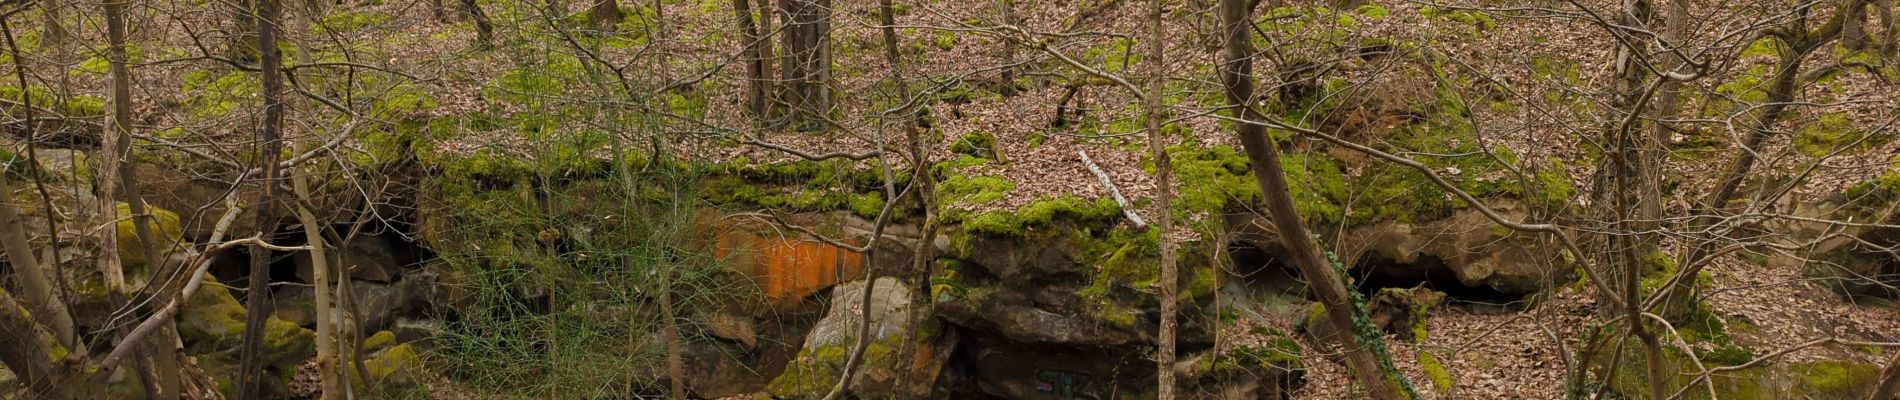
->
<box><xmin>1590</xmin><ymin>337</ymin><xmax>1886</xmax><ymax>399</ymax></box>
<box><xmin>114</xmin><ymin>201</ymin><xmax>184</xmax><ymax>267</ymax></box>
<box><xmin>179</xmin><ymin>276</ymin><xmax>314</xmax><ymax>364</ymax></box>
<box><xmin>361</xmin><ymin>343</ymin><xmax>425</xmax><ymax>387</ymax></box>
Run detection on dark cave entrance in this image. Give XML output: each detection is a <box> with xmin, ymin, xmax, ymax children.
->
<box><xmin>1349</xmin><ymin>252</ymin><xmax>1528</xmax><ymax>309</ymax></box>
<box><xmin>1225</xmin><ymin>241</ymin><xmax>1529</xmax><ymax>309</ymax></box>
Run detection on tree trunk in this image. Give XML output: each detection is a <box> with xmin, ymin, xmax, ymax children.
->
<box><xmin>733</xmin><ymin>0</ymin><xmax>768</xmax><ymax>119</ymax></box>
<box><xmin>590</xmin><ymin>0</ymin><xmax>621</xmax><ymax>31</ymax></box>
<box><xmin>1870</xmin><ymin>349</ymin><xmax>1900</xmax><ymax>400</ymax></box>
<box><xmin>1659</xmin><ymin>2</ymin><xmax>1849</xmax><ymax>320</ymax></box>
<box><xmin>1215</xmin><ymin>0</ymin><xmax>1412</xmax><ymax>398</ymax></box>
<box><xmin>237</xmin><ymin>0</ymin><xmax>287</xmax><ymax>396</ymax></box>
<box><xmin>1145</xmin><ymin>0</ymin><xmax>1178</xmax><ymax>396</ymax></box>
<box><xmin>875</xmin><ymin>0</ymin><xmax>939</xmax><ymax>395</ymax></box>
<box><xmin>0</xmin><ymin>18</ymin><xmax>82</xmax><ymax>354</ymax></box>
<box><xmin>779</xmin><ymin>0</ymin><xmax>830</xmax><ymax>131</ymax></box>
<box><xmin>292</xmin><ymin>166</ymin><xmax>339</xmax><ymax>399</ymax></box>
<box><xmin>997</xmin><ymin>0</ymin><xmax>1018</xmax><ymax>97</ymax></box>
<box><xmin>39</xmin><ymin>0</ymin><xmax>68</xmax><ymax>47</ymax></box>
<box><xmin>0</xmin><ymin>289</ymin><xmax>92</xmax><ymax>400</ymax></box>
<box><xmin>109</xmin><ymin>11</ymin><xmax>184</xmax><ymax>399</ymax></box>
<box><xmin>100</xmin><ymin>0</ymin><xmax>134</xmax><ymax>295</ymax></box>
<box><xmin>228</xmin><ymin>0</ymin><xmax>260</xmax><ymax>61</ymax></box>
<box><xmin>462</xmin><ymin>0</ymin><xmax>495</xmax><ymax>48</ymax></box>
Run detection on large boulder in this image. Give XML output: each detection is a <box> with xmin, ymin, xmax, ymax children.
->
<box><xmin>178</xmin><ymin>275</ymin><xmax>316</xmax><ymax>398</ymax></box>
<box><xmin>768</xmin><ymin>277</ymin><xmax>956</xmax><ymax>399</ymax></box>
<box><xmin>1769</xmin><ymin>198</ymin><xmax>1900</xmax><ymax>299</ymax></box>
<box><xmin>268</xmin><ymin>277</ymin><xmax>422</xmax><ymax>333</ymax></box>
<box><xmin>933</xmin><ymin>225</ymin><xmax>1216</xmax><ymax>348</ymax></box>
<box><xmin>1343</xmin><ymin>200</ymin><xmax>1561</xmax><ymax>296</ymax></box>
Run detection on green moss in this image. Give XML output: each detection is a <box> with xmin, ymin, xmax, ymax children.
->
<box><xmin>181</xmin><ymin>70</ymin><xmax>257</xmax><ymax>117</ymax></box>
<box><xmin>949</xmin><ymin>131</ymin><xmax>1000</xmax><ymax>160</ymax></box>
<box><xmin>1697</xmin><ymin>345</ymin><xmax>1754</xmax><ymax>367</ymax></box>
<box><xmin>314</xmin><ymin>10</ymin><xmax>392</xmax><ymax>33</ymax></box>
<box><xmin>1419</xmin><ymin>6</ymin><xmax>1497</xmax><ymax>32</ymax></box>
<box><xmin>1200</xmin><ymin>327</ymin><xmax>1304</xmax><ymax>375</ymax></box>
<box><xmin>933</xmin><ymin>31</ymin><xmax>957</xmax><ymax>50</ymax></box>
<box><xmin>115</xmin><ymin>202</ymin><xmax>184</xmax><ymax>267</ymax></box>
<box><xmin>1798</xmin><ymin>360</ymin><xmax>1879</xmax><ymax>395</ymax></box>
<box><xmin>1418</xmin><ymin>351</ymin><xmax>1453</xmax><ymax>393</ymax></box>
<box><xmin>1355</xmin><ymin>4</ymin><xmax>1390</xmax><ymax>18</ymax></box>
<box><xmin>958</xmin><ymin>196</ymin><xmax>1121</xmax><ymax>237</ymax></box>
<box><xmin>1794</xmin><ymin>113</ymin><xmax>1891</xmax><ymax>157</ymax></box>
<box><xmin>363</xmin><ymin>343</ymin><xmax>424</xmax><ymax>384</ymax></box>
<box><xmin>364</xmin><ymin>330</ymin><xmax>398</xmax><ymax>352</ymax></box>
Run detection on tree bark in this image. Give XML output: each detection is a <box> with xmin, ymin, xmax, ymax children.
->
<box><xmin>0</xmin><ymin>289</ymin><xmax>91</xmax><ymax>400</ymax></box>
<box><xmin>733</xmin><ymin>0</ymin><xmax>768</xmax><ymax>119</ymax></box>
<box><xmin>39</xmin><ymin>0</ymin><xmax>68</xmax><ymax>47</ymax></box>
<box><xmin>462</xmin><ymin>0</ymin><xmax>495</xmax><ymax>48</ymax></box>
<box><xmin>100</xmin><ymin>0</ymin><xmax>134</xmax><ymax>295</ymax></box>
<box><xmin>780</xmin><ymin>0</ymin><xmax>831</xmax><ymax>131</ymax></box>
<box><xmin>107</xmin><ymin>0</ymin><xmax>185</xmax><ymax>393</ymax></box>
<box><xmin>0</xmin><ymin>17</ymin><xmax>82</xmax><ymax>354</ymax></box>
<box><xmin>1145</xmin><ymin>0</ymin><xmax>1179</xmax><ymax>396</ymax></box>
<box><xmin>1870</xmin><ymin>349</ymin><xmax>1900</xmax><ymax>400</ymax></box>
<box><xmin>236</xmin><ymin>0</ymin><xmax>287</xmax><ymax>396</ymax></box>
<box><xmin>1215</xmin><ymin>0</ymin><xmax>1412</xmax><ymax>398</ymax></box>
<box><xmin>1657</xmin><ymin>1</ymin><xmax>1852</xmax><ymax>320</ymax></box>
<box><xmin>590</xmin><ymin>0</ymin><xmax>621</xmax><ymax>31</ymax></box>
<box><xmin>228</xmin><ymin>0</ymin><xmax>260</xmax><ymax>61</ymax></box>
<box><xmin>292</xmin><ymin>165</ymin><xmax>339</xmax><ymax>399</ymax></box>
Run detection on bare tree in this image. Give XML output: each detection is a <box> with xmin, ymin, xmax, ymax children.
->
<box><xmin>0</xmin><ymin>14</ymin><xmax>81</xmax><ymax>354</ymax></box>
<box><xmin>236</xmin><ymin>0</ymin><xmax>288</xmax><ymax>397</ymax></box>
<box><xmin>292</xmin><ymin>159</ymin><xmax>339</xmax><ymax>399</ymax></box>
<box><xmin>1145</xmin><ymin>0</ymin><xmax>1179</xmax><ymax>396</ymax></box>
<box><xmin>1215</xmin><ymin>0</ymin><xmax>1413</xmax><ymax>398</ymax></box>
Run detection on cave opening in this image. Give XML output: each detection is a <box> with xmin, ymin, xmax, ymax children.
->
<box><xmin>1224</xmin><ymin>240</ymin><xmax>1529</xmax><ymax>310</ymax></box>
<box><xmin>1349</xmin><ymin>252</ymin><xmax>1528</xmax><ymax>309</ymax></box>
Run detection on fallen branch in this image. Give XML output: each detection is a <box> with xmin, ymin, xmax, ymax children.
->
<box><xmin>1078</xmin><ymin>149</ymin><xmax>1146</xmax><ymax>229</ymax></box>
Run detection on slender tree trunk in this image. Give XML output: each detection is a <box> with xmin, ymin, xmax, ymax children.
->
<box><xmin>237</xmin><ymin>0</ymin><xmax>287</xmax><ymax>396</ymax></box>
<box><xmin>1145</xmin><ymin>0</ymin><xmax>1179</xmax><ymax>396</ymax></box>
<box><xmin>1215</xmin><ymin>1</ymin><xmax>1412</xmax><ymax>398</ymax></box>
<box><xmin>462</xmin><ymin>0</ymin><xmax>495</xmax><ymax>48</ymax></box>
<box><xmin>0</xmin><ymin>289</ymin><xmax>91</xmax><ymax>399</ymax></box>
<box><xmin>109</xmin><ymin>13</ymin><xmax>185</xmax><ymax>397</ymax></box>
<box><xmin>0</xmin><ymin>17</ymin><xmax>82</xmax><ymax>353</ymax></box>
<box><xmin>997</xmin><ymin>0</ymin><xmax>1018</xmax><ymax>97</ymax></box>
<box><xmin>733</xmin><ymin>0</ymin><xmax>767</xmax><ymax>119</ymax></box>
<box><xmin>100</xmin><ymin>0</ymin><xmax>134</xmax><ymax>295</ymax></box>
<box><xmin>39</xmin><ymin>0</ymin><xmax>68</xmax><ymax>47</ymax></box>
<box><xmin>780</xmin><ymin>0</ymin><xmax>830</xmax><ymax>131</ymax></box>
<box><xmin>292</xmin><ymin>166</ymin><xmax>339</xmax><ymax>399</ymax></box>
<box><xmin>590</xmin><ymin>0</ymin><xmax>621</xmax><ymax>31</ymax></box>
<box><xmin>875</xmin><ymin>0</ymin><xmax>939</xmax><ymax>395</ymax></box>
<box><xmin>0</xmin><ymin>163</ymin><xmax>83</xmax><ymax>353</ymax></box>
<box><xmin>228</xmin><ymin>0</ymin><xmax>260</xmax><ymax>61</ymax></box>
<box><xmin>1869</xmin><ymin>349</ymin><xmax>1900</xmax><ymax>400</ymax></box>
